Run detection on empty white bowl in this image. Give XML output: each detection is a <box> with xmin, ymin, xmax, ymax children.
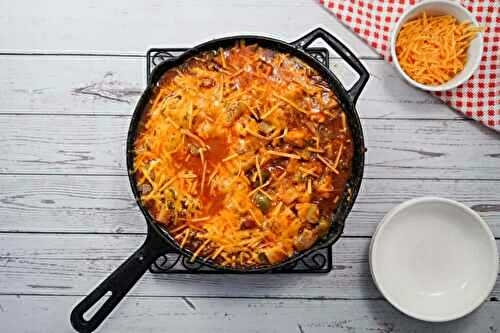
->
<box><xmin>390</xmin><ymin>0</ymin><xmax>483</xmax><ymax>91</ymax></box>
<box><xmin>370</xmin><ymin>197</ymin><xmax>498</xmax><ymax>322</ymax></box>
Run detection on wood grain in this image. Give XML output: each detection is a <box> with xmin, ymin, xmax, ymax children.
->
<box><xmin>0</xmin><ymin>175</ymin><xmax>498</xmax><ymax>236</ymax></box>
<box><xmin>0</xmin><ymin>115</ymin><xmax>498</xmax><ymax>178</ymax></box>
<box><xmin>0</xmin><ymin>234</ymin><xmax>498</xmax><ymax>299</ymax></box>
<box><xmin>0</xmin><ymin>295</ymin><xmax>498</xmax><ymax>333</ymax></box>
<box><xmin>2</xmin><ymin>0</ymin><xmax>499</xmax><ymax>330</ymax></box>
<box><xmin>0</xmin><ymin>55</ymin><xmax>457</xmax><ymax>119</ymax></box>
<box><xmin>0</xmin><ymin>0</ymin><xmax>377</xmax><ymax>57</ymax></box>
<box><xmin>0</xmin><ymin>234</ymin><xmax>375</xmax><ymax>299</ymax></box>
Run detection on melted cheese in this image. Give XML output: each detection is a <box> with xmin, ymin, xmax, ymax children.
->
<box><xmin>133</xmin><ymin>43</ymin><xmax>353</xmax><ymax>268</ymax></box>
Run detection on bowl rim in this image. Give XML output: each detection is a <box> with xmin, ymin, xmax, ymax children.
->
<box><xmin>390</xmin><ymin>0</ymin><xmax>484</xmax><ymax>92</ymax></box>
<box><xmin>369</xmin><ymin>196</ymin><xmax>499</xmax><ymax>322</ymax></box>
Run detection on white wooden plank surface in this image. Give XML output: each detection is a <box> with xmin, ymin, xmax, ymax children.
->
<box><xmin>0</xmin><ymin>234</ymin><xmax>375</xmax><ymax>299</ymax></box>
<box><xmin>0</xmin><ymin>295</ymin><xmax>498</xmax><ymax>333</ymax></box>
<box><xmin>0</xmin><ymin>55</ymin><xmax>457</xmax><ymax>120</ymax></box>
<box><xmin>0</xmin><ymin>175</ymin><xmax>498</xmax><ymax>237</ymax></box>
<box><xmin>0</xmin><ymin>0</ymin><xmax>377</xmax><ymax>57</ymax></box>
<box><xmin>0</xmin><ymin>115</ymin><xmax>498</xmax><ymax>178</ymax></box>
<box><xmin>1</xmin><ymin>234</ymin><xmax>499</xmax><ymax>299</ymax></box>
<box><xmin>1</xmin><ymin>0</ymin><xmax>499</xmax><ymax>331</ymax></box>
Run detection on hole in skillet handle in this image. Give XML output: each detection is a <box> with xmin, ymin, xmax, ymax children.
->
<box><xmin>82</xmin><ymin>291</ymin><xmax>113</xmax><ymax>322</ymax></box>
<box><xmin>69</xmin><ymin>229</ymin><xmax>166</xmax><ymax>333</ymax></box>
<box><xmin>292</xmin><ymin>27</ymin><xmax>369</xmax><ymax>105</ymax></box>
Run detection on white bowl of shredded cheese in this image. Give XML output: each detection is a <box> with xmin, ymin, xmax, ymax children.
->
<box><xmin>390</xmin><ymin>0</ymin><xmax>483</xmax><ymax>91</ymax></box>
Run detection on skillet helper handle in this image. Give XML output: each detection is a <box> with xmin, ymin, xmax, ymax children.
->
<box><xmin>292</xmin><ymin>27</ymin><xmax>369</xmax><ymax>105</ymax></box>
<box><xmin>70</xmin><ymin>231</ymin><xmax>164</xmax><ymax>333</ymax></box>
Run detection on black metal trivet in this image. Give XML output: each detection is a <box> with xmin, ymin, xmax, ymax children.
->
<box><xmin>146</xmin><ymin>46</ymin><xmax>333</xmax><ymax>273</ymax></box>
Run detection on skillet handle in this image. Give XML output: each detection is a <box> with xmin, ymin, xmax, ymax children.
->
<box><xmin>70</xmin><ymin>230</ymin><xmax>165</xmax><ymax>333</ymax></box>
<box><xmin>292</xmin><ymin>27</ymin><xmax>369</xmax><ymax>105</ymax></box>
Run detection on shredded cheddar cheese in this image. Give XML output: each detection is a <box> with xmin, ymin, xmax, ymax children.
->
<box><xmin>133</xmin><ymin>43</ymin><xmax>354</xmax><ymax>268</ymax></box>
<box><xmin>396</xmin><ymin>12</ymin><xmax>482</xmax><ymax>85</ymax></box>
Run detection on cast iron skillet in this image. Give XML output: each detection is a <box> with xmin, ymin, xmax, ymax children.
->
<box><xmin>70</xmin><ymin>27</ymin><xmax>368</xmax><ymax>333</ymax></box>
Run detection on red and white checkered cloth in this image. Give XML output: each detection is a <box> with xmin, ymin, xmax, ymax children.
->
<box><xmin>319</xmin><ymin>0</ymin><xmax>499</xmax><ymax>131</ymax></box>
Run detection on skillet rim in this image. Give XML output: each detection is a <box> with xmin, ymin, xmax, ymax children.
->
<box><xmin>126</xmin><ymin>34</ymin><xmax>366</xmax><ymax>273</ymax></box>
